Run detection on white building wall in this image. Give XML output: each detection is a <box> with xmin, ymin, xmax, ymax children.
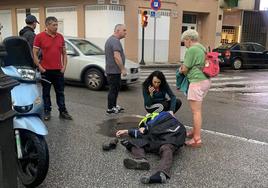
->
<box><xmin>260</xmin><ymin>0</ymin><xmax>268</xmax><ymax>10</ymax></box>
<box><xmin>138</xmin><ymin>10</ymin><xmax>170</xmax><ymax>63</ymax></box>
<box><xmin>85</xmin><ymin>5</ymin><xmax>125</xmax><ymax>50</ymax></box>
<box><xmin>46</xmin><ymin>6</ymin><xmax>77</xmax><ymax>37</ymax></box>
<box><xmin>238</xmin><ymin>0</ymin><xmax>255</xmax><ymax>10</ymax></box>
<box><xmin>17</xmin><ymin>8</ymin><xmax>40</xmax><ymax>35</ymax></box>
<box><xmin>0</xmin><ymin>10</ymin><xmax>12</xmax><ymax>41</ymax></box>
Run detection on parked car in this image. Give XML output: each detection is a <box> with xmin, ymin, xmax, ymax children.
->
<box><xmin>213</xmin><ymin>42</ymin><xmax>268</xmax><ymax>70</ymax></box>
<box><xmin>64</xmin><ymin>37</ymin><xmax>140</xmax><ymax>90</ymax></box>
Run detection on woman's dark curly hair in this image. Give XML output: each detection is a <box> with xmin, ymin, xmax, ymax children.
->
<box><xmin>142</xmin><ymin>70</ymin><xmax>167</xmax><ymax>93</ymax></box>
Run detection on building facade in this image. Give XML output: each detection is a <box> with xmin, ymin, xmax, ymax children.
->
<box><xmin>0</xmin><ymin>0</ymin><xmax>224</xmax><ymax>63</ymax></box>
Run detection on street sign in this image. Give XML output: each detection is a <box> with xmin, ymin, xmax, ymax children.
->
<box><xmin>150</xmin><ymin>11</ymin><xmax>156</xmax><ymax>17</ymax></box>
<box><xmin>150</xmin><ymin>0</ymin><xmax>161</xmax><ymax>11</ymax></box>
<box><xmin>150</xmin><ymin>11</ymin><xmax>161</xmax><ymax>18</ymax></box>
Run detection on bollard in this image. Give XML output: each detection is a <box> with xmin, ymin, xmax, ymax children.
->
<box><xmin>0</xmin><ymin>43</ymin><xmax>19</xmax><ymax>188</ymax></box>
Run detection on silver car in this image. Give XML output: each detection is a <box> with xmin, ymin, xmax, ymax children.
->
<box><xmin>64</xmin><ymin>37</ymin><xmax>140</xmax><ymax>90</ymax></box>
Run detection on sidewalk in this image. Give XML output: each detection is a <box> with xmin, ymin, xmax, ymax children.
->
<box><xmin>139</xmin><ymin>61</ymin><xmax>182</xmax><ymax>69</ymax></box>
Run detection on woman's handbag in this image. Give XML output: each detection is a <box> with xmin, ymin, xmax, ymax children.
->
<box><xmin>176</xmin><ymin>68</ymin><xmax>189</xmax><ymax>96</ymax></box>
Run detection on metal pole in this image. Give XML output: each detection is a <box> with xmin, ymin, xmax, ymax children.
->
<box><xmin>153</xmin><ymin>16</ymin><xmax>156</xmax><ymax>64</ymax></box>
<box><xmin>139</xmin><ymin>26</ymin><xmax>145</xmax><ymax>65</ymax></box>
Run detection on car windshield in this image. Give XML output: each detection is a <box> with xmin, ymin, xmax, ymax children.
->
<box><xmin>68</xmin><ymin>39</ymin><xmax>104</xmax><ymax>55</ymax></box>
<box><xmin>217</xmin><ymin>43</ymin><xmax>235</xmax><ymax>49</ymax></box>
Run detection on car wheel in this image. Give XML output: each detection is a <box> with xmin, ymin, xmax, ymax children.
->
<box><xmin>84</xmin><ymin>68</ymin><xmax>104</xmax><ymax>90</ymax></box>
<box><xmin>232</xmin><ymin>59</ymin><xmax>243</xmax><ymax>70</ymax></box>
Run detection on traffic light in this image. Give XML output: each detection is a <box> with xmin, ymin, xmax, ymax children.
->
<box><xmin>141</xmin><ymin>10</ymin><xmax>148</xmax><ymax>27</ymax></box>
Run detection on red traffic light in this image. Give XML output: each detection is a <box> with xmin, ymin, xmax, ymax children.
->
<box><xmin>141</xmin><ymin>10</ymin><xmax>148</xmax><ymax>27</ymax></box>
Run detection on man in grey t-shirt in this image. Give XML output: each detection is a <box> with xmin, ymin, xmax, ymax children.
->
<box><xmin>105</xmin><ymin>24</ymin><xmax>127</xmax><ymax>114</ymax></box>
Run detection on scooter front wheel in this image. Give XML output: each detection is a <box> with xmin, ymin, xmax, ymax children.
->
<box><xmin>16</xmin><ymin>130</ymin><xmax>49</xmax><ymax>187</ymax></box>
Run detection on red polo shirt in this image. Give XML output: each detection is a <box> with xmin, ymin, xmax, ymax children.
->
<box><xmin>33</xmin><ymin>31</ymin><xmax>65</xmax><ymax>70</ymax></box>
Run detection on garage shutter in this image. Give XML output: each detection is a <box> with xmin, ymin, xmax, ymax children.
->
<box><xmin>85</xmin><ymin>5</ymin><xmax>125</xmax><ymax>49</ymax></box>
<box><xmin>46</xmin><ymin>6</ymin><xmax>78</xmax><ymax>37</ymax></box>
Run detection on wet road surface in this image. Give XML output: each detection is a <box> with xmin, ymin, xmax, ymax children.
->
<box><xmin>19</xmin><ymin>68</ymin><xmax>268</xmax><ymax>188</ymax></box>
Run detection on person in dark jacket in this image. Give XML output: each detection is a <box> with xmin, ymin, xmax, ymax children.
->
<box><xmin>116</xmin><ymin>111</ymin><xmax>186</xmax><ymax>184</ymax></box>
<box><xmin>19</xmin><ymin>15</ymin><xmax>39</xmax><ymax>49</ymax></box>
<box><xmin>143</xmin><ymin>70</ymin><xmax>182</xmax><ymax>115</ymax></box>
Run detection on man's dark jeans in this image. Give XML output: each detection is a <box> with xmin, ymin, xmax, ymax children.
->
<box><xmin>107</xmin><ymin>74</ymin><xmax>121</xmax><ymax>109</ymax></box>
<box><xmin>41</xmin><ymin>70</ymin><xmax>67</xmax><ymax>112</ymax></box>
<box><xmin>131</xmin><ymin>144</ymin><xmax>176</xmax><ymax>178</ymax></box>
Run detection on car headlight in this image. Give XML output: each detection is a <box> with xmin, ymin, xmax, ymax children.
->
<box><xmin>17</xmin><ymin>68</ymin><xmax>36</xmax><ymax>81</ymax></box>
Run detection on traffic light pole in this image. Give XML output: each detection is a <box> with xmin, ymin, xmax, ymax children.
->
<box><xmin>139</xmin><ymin>26</ymin><xmax>145</xmax><ymax>65</ymax></box>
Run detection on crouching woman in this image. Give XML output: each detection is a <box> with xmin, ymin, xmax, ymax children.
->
<box><xmin>142</xmin><ymin>71</ymin><xmax>182</xmax><ymax>116</ymax></box>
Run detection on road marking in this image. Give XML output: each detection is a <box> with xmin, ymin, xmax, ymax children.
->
<box><xmin>185</xmin><ymin>126</ymin><xmax>268</xmax><ymax>146</ymax></box>
<box><xmin>208</xmin><ymin>85</ymin><xmax>268</xmax><ymax>92</ymax></box>
<box><xmin>130</xmin><ymin>115</ymin><xmax>268</xmax><ymax>146</ymax></box>
<box><xmin>140</xmin><ymin>75</ymin><xmax>176</xmax><ymax>79</ymax></box>
<box><xmin>140</xmin><ymin>69</ymin><xmax>268</xmax><ymax>92</ymax></box>
<box><xmin>211</xmin><ymin>79</ymin><xmax>268</xmax><ymax>87</ymax></box>
<box><xmin>211</xmin><ymin>76</ymin><xmax>246</xmax><ymax>81</ymax></box>
<box><xmin>240</xmin><ymin>92</ymin><xmax>268</xmax><ymax>96</ymax></box>
<box><xmin>140</xmin><ymin>71</ymin><xmax>176</xmax><ymax>75</ymax></box>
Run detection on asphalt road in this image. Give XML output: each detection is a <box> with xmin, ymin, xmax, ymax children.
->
<box><xmin>21</xmin><ymin>68</ymin><xmax>268</xmax><ymax>188</ymax></box>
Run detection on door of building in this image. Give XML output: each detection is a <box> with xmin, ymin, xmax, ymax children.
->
<box><xmin>180</xmin><ymin>23</ymin><xmax>197</xmax><ymax>61</ymax></box>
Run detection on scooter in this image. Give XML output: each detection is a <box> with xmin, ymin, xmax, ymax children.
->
<box><xmin>0</xmin><ymin>37</ymin><xmax>49</xmax><ymax>187</ymax></box>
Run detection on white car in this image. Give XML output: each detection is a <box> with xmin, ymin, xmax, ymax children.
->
<box><xmin>64</xmin><ymin>37</ymin><xmax>140</xmax><ymax>90</ymax></box>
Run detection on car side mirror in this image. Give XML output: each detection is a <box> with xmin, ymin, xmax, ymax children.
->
<box><xmin>66</xmin><ymin>50</ymin><xmax>77</xmax><ymax>56</ymax></box>
<box><xmin>262</xmin><ymin>50</ymin><xmax>268</xmax><ymax>54</ymax></box>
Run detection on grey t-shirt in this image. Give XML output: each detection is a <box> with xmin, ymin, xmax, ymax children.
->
<box><xmin>105</xmin><ymin>35</ymin><xmax>125</xmax><ymax>74</ymax></box>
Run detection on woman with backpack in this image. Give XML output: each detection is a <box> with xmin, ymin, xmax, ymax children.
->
<box><xmin>142</xmin><ymin>70</ymin><xmax>182</xmax><ymax>115</ymax></box>
<box><xmin>179</xmin><ymin>29</ymin><xmax>211</xmax><ymax>147</ymax></box>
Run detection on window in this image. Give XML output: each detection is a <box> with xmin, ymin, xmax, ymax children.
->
<box><xmin>65</xmin><ymin>42</ymin><xmax>75</xmax><ymax>52</ymax></box>
<box><xmin>183</xmin><ymin>14</ymin><xmax>196</xmax><ymax>24</ymax></box>
<box><xmin>253</xmin><ymin>44</ymin><xmax>265</xmax><ymax>52</ymax></box>
<box><xmin>69</xmin><ymin>39</ymin><xmax>104</xmax><ymax>55</ymax></box>
<box><xmin>240</xmin><ymin>44</ymin><xmax>254</xmax><ymax>51</ymax></box>
<box><xmin>232</xmin><ymin>44</ymin><xmax>240</xmax><ymax>50</ymax></box>
<box><xmin>181</xmin><ymin>26</ymin><xmax>187</xmax><ymax>33</ymax></box>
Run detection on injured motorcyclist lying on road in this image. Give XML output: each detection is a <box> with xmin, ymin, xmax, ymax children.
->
<box><xmin>110</xmin><ymin>111</ymin><xmax>186</xmax><ymax>184</ymax></box>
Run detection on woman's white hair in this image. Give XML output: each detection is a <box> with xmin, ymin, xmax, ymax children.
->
<box><xmin>181</xmin><ymin>29</ymin><xmax>199</xmax><ymax>41</ymax></box>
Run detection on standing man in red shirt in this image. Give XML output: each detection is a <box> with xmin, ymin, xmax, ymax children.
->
<box><xmin>33</xmin><ymin>16</ymin><xmax>72</xmax><ymax>120</ymax></box>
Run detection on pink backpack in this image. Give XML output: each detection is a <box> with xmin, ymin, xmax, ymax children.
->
<box><xmin>202</xmin><ymin>51</ymin><xmax>220</xmax><ymax>77</ymax></box>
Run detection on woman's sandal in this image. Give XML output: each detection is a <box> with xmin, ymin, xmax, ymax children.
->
<box><xmin>186</xmin><ymin>131</ymin><xmax>194</xmax><ymax>138</ymax></box>
<box><xmin>185</xmin><ymin>138</ymin><xmax>202</xmax><ymax>148</ymax></box>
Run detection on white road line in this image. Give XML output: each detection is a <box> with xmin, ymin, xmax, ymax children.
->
<box><xmin>211</xmin><ymin>76</ymin><xmax>246</xmax><ymax>81</ymax></box>
<box><xmin>140</xmin><ymin>71</ymin><xmax>175</xmax><ymax>73</ymax></box>
<box><xmin>170</xmin><ymin>84</ymin><xmax>268</xmax><ymax>91</ymax></box>
<box><xmin>140</xmin><ymin>72</ymin><xmax>232</xmax><ymax>78</ymax></box>
<box><xmin>208</xmin><ymin>85</ymin><xmax>268</xmax><ymax>92</ymax></box>
<box><xmin>140</xmin><ymin>69</ymin><xmax>176</xmax><ymax>73</ymax></box>
<box><xmin>140</xmin><ymin>78</ymin><xmax>250</xmax><ymax>85</ymax></box>
<box><xmin>211</xmin><ymin>80</ymin><xmax>268</xmax><ymax>87</ymax></box>
<box><xmin>130</xmin><ymin>115</ymin><xmax>268</xmax><ymax>146</ymax></box>
<box><xmin>140</xmin><ymin>75</ymin><xmax>176</xmax><ymax>79</ymax></box>
<box><xmin>184</xmin><ymin>126</ymin><xmax>268</xmax><ymax>146</ymax></box>
<box><xmin>240</xmin><ymin>93</ymin><xmax>268</xmax><ymax>96</ymax></box>
<box><xmin>140</xmin><ymin>74</ymin><xmax>246</xmax><ymax>80</ymax></box>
